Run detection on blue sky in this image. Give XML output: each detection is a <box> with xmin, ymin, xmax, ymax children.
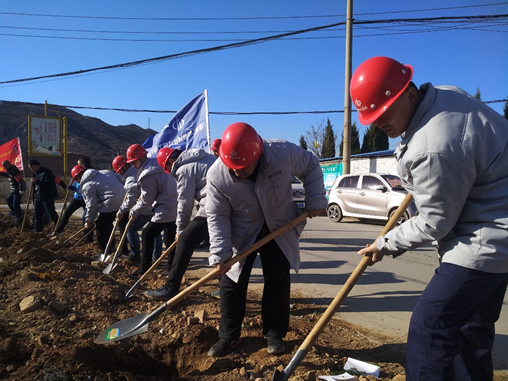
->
<box><xmin>1</xmin><ymin>1</ymin><xmax>507</xmax><ymax>151</ymax></box>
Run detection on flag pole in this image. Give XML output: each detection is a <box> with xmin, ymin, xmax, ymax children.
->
<box><xmin>204</xmin><ymin>89</ymin><xmax>211</xmax><ymax>153</ymax></box>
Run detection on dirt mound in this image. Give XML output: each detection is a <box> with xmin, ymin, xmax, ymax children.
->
<box><xmin>0</xmin><ymin>211</ymin><xmax>409</xmax><ymax>381</ymax></box>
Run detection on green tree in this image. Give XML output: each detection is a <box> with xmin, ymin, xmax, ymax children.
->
<box><xmin>321</xmin><ymin>118</ymin><xmax>336</xmax><ymax>159</ymax></box>
<box><xmin>299</xmin><ymin>135</ymin><xmax>308</xmax><ymax>151</ymax></box>
<box><xmin>474</xmin><ymin>86</ymin><xmax>482</xmax><ymax>100</ymax></box>
<box><xmin>339</xmin><ymin>122</ymin><xmax>361</xmax><ymax>157</ymax></box>
<box><xmin>361</xmin><ymin>124</ymin><xmax>389</xmax><ymax>153</ymax></box>
<box><xmin>503</xmin><ymin>96</ymin><xmax>508</xmax><ymax>120</ymax></box>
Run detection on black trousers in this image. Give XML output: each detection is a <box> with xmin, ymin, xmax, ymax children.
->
<box><xmin>140</xmin><ymin>221</ymin><xmax>177</xmax><ymax>273</ymax></box>
<box><xmin>218</xmin><ymin>223</ymin><xmax>290</xmax><ymax>341</ymax></box>
<box><xmin>96</xmin><ymin>211</ymin><xmax>117</xmax><ymax>253</ymax></box>
<box><xmin>33</xmin><ymin>197</ymin><xmax>58</xmax><ymax>232</ymax></box>
<box><xmin>56</xmin><ymin>198</ymin><xmax>85</xmax><ymax>233</ymax></box>
<box><xmin>165</xmin><ymin>216</ymin><xmax>208</xmax><ymax>291</ymax></box>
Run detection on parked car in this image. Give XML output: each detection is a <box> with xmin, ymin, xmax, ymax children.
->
<box><xmin>327</xmin><ymin>173</ymin><xmax>417</xmax><ymax>224</ymax></box>
<box><xmin>291</xmin><ymin>176</ymin><xmax>305</xmax><ymax>208</ymax></box>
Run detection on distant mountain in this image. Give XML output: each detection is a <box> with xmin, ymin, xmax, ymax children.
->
<box><xmin>0</xmin><ymin>100</ymin><xmax>157</xmax><ymax>174</ymax></box>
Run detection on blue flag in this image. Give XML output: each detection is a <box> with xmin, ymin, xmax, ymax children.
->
<box><xmin>142</xmin><ymin>91</ymin><xmax>208</xmax><ymax>158</ymax></box>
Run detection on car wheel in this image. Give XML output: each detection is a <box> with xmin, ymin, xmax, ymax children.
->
<box><xmin>327</xmin><ymin>204</ymin><xmax>343</xmax><ymax>223</ymax></box>
<box><xmin>389</xmin><ymin>209</ymin><xmax>410</xmax><ymax>225</ymax></box>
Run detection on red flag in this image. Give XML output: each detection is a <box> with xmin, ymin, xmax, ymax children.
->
<box><xmin>0</xmin><ymin>137</ymin><xmax>23</xmax><ymax>172</ymax></box>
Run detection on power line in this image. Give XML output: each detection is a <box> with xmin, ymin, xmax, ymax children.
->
<box><xmin>1</xmin><ymin>14</ymin><xmax>507</xmax><ymax>86</ymax></box>
<box><xmin>0</xmin><ymin>21</ymin><xmax>345</xmax><ymax>85</ymax></box>
<box><xmin>2</xmin><ymin>99</ymin><xmax>503</xmax><ymax>116</ymax></box>
<box><xmin>0</xmin><ymin>16</ymin><xmax>505</xmax><ymax>43</ymax></box>
<box><xmin>0</xmin><ymin>3</ymin><xmax>505</xmax><ymax>20</ymax></box>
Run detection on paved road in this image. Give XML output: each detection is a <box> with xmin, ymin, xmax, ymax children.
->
<box><xmin>194</xmin><ymin>215</ymin><xmax>507</xmax><ymax>372</ymax></box>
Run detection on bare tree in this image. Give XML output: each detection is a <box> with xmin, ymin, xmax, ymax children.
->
<box><xmin>304</xmin><ymin>121</ymin><xmax>325</xmax><ymax>158</ymax></box>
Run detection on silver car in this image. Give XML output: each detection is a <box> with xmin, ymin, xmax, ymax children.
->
<box><xmin>291</xmin><ymin>176</ymin><xmax>305</xmax><ymax>208</ymax></box>
<box><xmin>327</xmin><ymin>173</ymin><xmax>417</xmax><ymax>224</ymax></box>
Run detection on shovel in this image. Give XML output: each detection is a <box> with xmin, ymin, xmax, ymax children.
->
<box><xmin>99</xmin><ymin>218</ymin><xmax>120</xmax><ymax>262</ymax></box>
<box><xmin>63</xmin><ymin>226</ymin><xmax>87</xmax><ymax>245</ymax></box>
<box><xmin>102</xmin><ymin>219</ymin><xmax>133</xmax><ymax>274</ymax></box>
<box><xmin>121</xmin><ymin>239</ymin><xmax>178</xmax><ymax>301</ymax></box>
<box><xmin>20</xmin><ymin>182</ymin><xmax>34</xmax><ymax>234</ymax></box>
<box><xmin>52</xmin><ymin>188</ymin><xmax>70</xmax><ymax>235</ymax></box>
<box><xmin>70</xmin><ymin>226</ymin><xmax>96</xmax><ymax>249</ymax></box>
<box><xmin>94</xmin><ymin>212</ymin><xmax>309</xmax><ymax>344</ymax></box>
<box><xmin>271</xmin><ymin>193</ymin><xmax>414</xmax><ymax>381</ymax></box>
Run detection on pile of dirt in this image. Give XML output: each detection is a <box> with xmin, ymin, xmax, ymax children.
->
<box><xmin>1</xmin><ymin>211</ymin><xmax>407</xmax><ymax>381</ymax></box>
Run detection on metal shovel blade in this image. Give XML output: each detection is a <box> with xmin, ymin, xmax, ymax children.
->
<box><xmin>94</xmin><ymin>313</ymin><xmax>149</xmax><ymax>344</ymax></box>
<box><xmin>121</xmin><ymin>279</ymin><xmax>141</xmax><ymax>302</ymax></box>
<box><xmin>102</xmin><ymin>262</ymin><xmax>117</xmax><ymax>275</ymax></box>
<box><xmin>271</xmin><ymin>369</ymin><xmax>281</xmax><ymax>381</ymax></box>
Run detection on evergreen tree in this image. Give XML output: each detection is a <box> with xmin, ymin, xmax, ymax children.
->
<box><xmin>361</xmin><ymin>126</ymin><xmax>372</xmax><ymax>153</ymax></box>
<box><xmin>339</xmin><ymin>122</ymin><xmax>361</xmax><ymax>157</ymax></box>
<box><xmin>299</xmin><ymin>135</ymin><xmax>308</xmax><ymax>150</ymax></box>
<box><xmin>503</xmin><ymin>97</ymin><xmax>508</xmax><ymax>120</ymax></box>
<box><xmin>351</xmin><ymin>122</ymin><xmax>361</xmax><ymax>155</ymax></box>
<box><xmin>361</xmin><ymin>124</ymin><xmax>389</xmax><ymax>153</ymax></box>
<box><xmin>474</xmin><ymin>86</ymin><xmax>482</xmax><ymax>100</ymax></box>
<box><xmin>321</xmin><ymin>118</ymin><xmax>336</xmax><ymax>159</ymax></box>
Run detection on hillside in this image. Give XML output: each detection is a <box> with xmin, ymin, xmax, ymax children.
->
<box><xmin>0</xmin><ymin>100</ymin><xmax>157</xmax><ymax>173</ymax></box>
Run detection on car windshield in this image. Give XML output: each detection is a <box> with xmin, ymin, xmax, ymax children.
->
<box><xmin>381</xmin><ymin>174</ymin><xmax>404</xmax><ymax>190</ymax></box>
<box><xmin>291</xmin><ymin>176</ymin><xmax>302</xmax><ymax>184</ymax></box>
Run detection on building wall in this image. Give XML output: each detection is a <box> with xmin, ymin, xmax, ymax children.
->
<box><xmin>351</xmin><ymin>155</ymin><xmax>398</xmax><ymax>175</ymax></box>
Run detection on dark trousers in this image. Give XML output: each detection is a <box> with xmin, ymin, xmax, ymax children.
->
<box><xmin>56</xmin><ymin>198</ymin><xmax>85</xmax><ymax>233</ymax></box>
<box><xmin>140</xmin><ymin>221</ymin><xmax>176</xmax><ymax>273</ymax></box>
<box><xmin>95</xmin><ymin>211</ymin><xmax>117</xmax><ymax>253</ymax></box>
<box><xmin>6</xmin><ymin>191</ymin><xmax>22</xmax><ymax>218</ymax></box>
<box><xmin>406</xmin><ymin>262</ymin><xmax>508</xmax><ymax>381</ymax></box>
<box><xmin>33</xmin><ymin>197</ymin><xmax>58</xmax><ymax>232</ymax></box>
<box><xmin>219</xmin><ymin>223</ymin><xmax>290</xmax><ymax>341</ymax></box>
<box><xmin>165</xmin><ymin>217</ymin><xmax>208</xmax><ymax>291</ymax></box>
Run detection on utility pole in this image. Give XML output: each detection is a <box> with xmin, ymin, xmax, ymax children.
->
<box><xmin>342</xmin><ymin>0</ymin><xmax>353</xmax><ymax>174</ymax></box>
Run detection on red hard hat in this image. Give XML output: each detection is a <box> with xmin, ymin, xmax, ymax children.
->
<box><xmin>112</xmin><ymin>156</ymin><xmax>128</xmax><ymax>173</ymax></box>
<box><xmin>211</xmin><ymin>138</ymin><xmax>221</xmax><ymax>151</ymax></box>
<box><xmin>350</xmin><ymin>56</ymin><xmax>413</xmax><ymax>125</ymax></box>
<box><xmin>126</xmin><ymin>144</ymin><xmax>147</xmax><ymax>163</ymax></box>
<box><xmin>220</xmin><ymin>123</ymin><xmax>263</xmax><ymax>170</ymax></box>
<box><xmin>157</xmin><ymin>147</ymin><xmax>177</xmax><ymax>174</ymax></box>
<box><xmin>71</xmin><ymin>165</ymin><xmax>87</xmax><ymax>180</ymax></box>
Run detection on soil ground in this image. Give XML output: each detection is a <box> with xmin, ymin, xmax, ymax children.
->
<box><xmin>0</xmin><ymin>210</ymin><xmax>505</xmax><ymax>381</ymax></box>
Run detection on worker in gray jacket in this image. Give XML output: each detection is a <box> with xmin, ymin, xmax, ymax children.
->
<box><xmin>125</xmin><ymin>144</ymin><xmax>177</xmax><ymax>277</ymax></box>
<box><xmin>205</xmin><ymin>122</ymin><xmax>327</xmax><ymax>358</ymax></box>
<box><xmin>112</xmin><ymin>156</ymin><xmax>166</xmax><ymax>263</ymax></box>
<box><xmin>354</xmin><ymin>56</ymin><xmax>508</xmax><ymax>381</ymax></box>
<box><xmin>70</xmin><ymin>165</ymin><xmax>126</xmax><ymax>255</ymax></box>
<box><xmin>145</xmin><ymin>147</ymin><xmax>216</xmax><ymax>300</ymax></box>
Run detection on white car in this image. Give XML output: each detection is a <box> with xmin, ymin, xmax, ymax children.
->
<box><xmin>327</xmin><ymin>173</ymin><xmax>417</xmax><ymax>224</ymax></box>
<box><xmin>291</xmin><ymin>176</ymin><xmax>305</xmax><ymax>208</ymax></box>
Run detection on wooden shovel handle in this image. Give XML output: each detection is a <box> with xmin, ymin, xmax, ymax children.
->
<box><xmin>298</xmin><ymin>193</ymin><xmax>413</xmax><ymax>351</ymax></box>
<box><xmin>20</xmin><ymin>182</ymin><xmax>34</xmax><ymax>234</ymax></box>
<box><xmin>53</xmin><ymin>188</ymin><xmax>71</xmax><ymax>235</ymax></box>
<box><xmin>137</xmin><ymin>239</ymin><xmax>178</xmax><ymax>283</ymax></box>
<box><xmin>160</xmin><ymin>211</ymin><xmax>309</xmax><ymax>310</ymax></box>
